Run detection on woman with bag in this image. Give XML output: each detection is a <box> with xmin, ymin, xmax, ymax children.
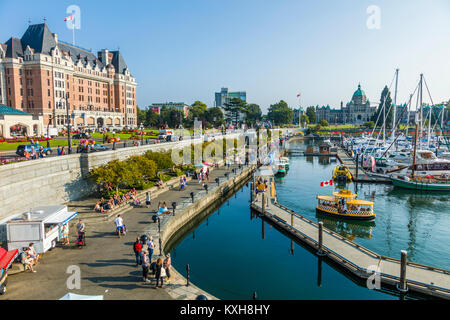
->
<box><xmin>154</xmin><ymin>258</ymin><xmax>165</xmax><ymax>289</ymax></box>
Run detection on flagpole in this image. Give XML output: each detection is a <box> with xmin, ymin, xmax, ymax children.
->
<box><xmin>72</xmin><ymin>17</ymin><xmax>75</xmax><ymax>46</ymax></box>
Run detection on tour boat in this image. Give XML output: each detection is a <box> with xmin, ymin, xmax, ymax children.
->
<box><xmin>316</xmin><ymin>190</ymin><xmax>375</xmax><ymax>220</ymax></box>
<box><xmin>332</xmin><ymin>165</ymin><xmax>353</xmax><ymax>182</ymax></box>
<box><xmin>391</xmin><ymin>175</ymin><xmax>450</xmax><ymax>191</ymax></box>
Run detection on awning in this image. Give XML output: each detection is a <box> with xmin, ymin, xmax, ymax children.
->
<box><xmin>46</xmin><ymin>211</ymin><xmax>78</xmax><ymax>225</ymax></box>
<box><xmin>59</xmin><ymin>293</ymin><xmax>103</xmax><ymax>300</ymax></box>
<box><xmin>0</xmin><ymin>248</ymin><xmax>19</xmax><ymax>270</ymax></box>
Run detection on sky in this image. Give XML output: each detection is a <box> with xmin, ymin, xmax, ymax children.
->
<box><xmin>1</xmin><ymin>0</ymin><xmax>449</xmax><ymax>113</ymax></box>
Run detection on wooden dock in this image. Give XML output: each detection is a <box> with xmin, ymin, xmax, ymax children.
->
<box><xmin>336</xmin><ymin>148</ymin><xmax>391</xmax><ymax>184</ymax></box>
<box><xmin>250</xmin><ymin>175</ymin><xmax>450</xmax><ymax>299</ymax></box>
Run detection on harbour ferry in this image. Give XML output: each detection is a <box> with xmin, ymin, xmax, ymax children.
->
<box><xmin>332</xmin><ymin>165</ymin><xmax>353</xmax><ymax>183</ymax></box>
<box><xmin>316</xmin><ymin>190</ymin><xmax>375</xmax><ymax>220</ymax></box>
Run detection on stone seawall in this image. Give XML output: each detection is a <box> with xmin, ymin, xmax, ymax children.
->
<box><xmin>0</xmin><ymin>139</ymin><xmax>199</xmax><ymax>221</ymax></box>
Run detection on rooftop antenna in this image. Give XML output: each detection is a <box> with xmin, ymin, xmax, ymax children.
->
<box><xmin>43</xmin><ymin>17</ymin><xmax>47</xmax><ymax>24</ymax></box>
<box><xmin>28</xmin><ymin>19</ymin><xmax>31</xmax><ymax>26</ymax></box>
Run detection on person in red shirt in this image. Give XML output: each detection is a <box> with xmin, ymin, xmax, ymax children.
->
<box><xmin>133</xmin><ymin>237</ymin><xmax>143</xmax><ymax>266</ymax></box>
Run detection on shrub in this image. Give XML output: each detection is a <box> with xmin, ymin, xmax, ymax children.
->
<box><xmin>144</xmin><ymin>151</ymin><xmax>174</xmax><ymax>170</ymax></box>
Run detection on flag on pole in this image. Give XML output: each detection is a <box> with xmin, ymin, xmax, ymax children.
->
<box><xmin>297</xmin><ymin>93</ymin><xmax>301</xmax><ymax>98</ymax></box>
<box><xmin>64</xmin><ymin>14</ymin><xmax>74</xmax><ymax>21</ymax></box>
<box><xmin>320</xmin><ymin>179</ymin><xmax>333</xmax><ymax>187</ymax></box>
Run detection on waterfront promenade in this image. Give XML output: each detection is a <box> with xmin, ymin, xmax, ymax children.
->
<box><xmin>3</xmin><ymin>164</ymin><xmax>247</xmax><ymax>300</ymax></box>
<box><xmin>251</xmin><ymin>173</ymin><xmax>450</xmax><ymax>299</ymax></box>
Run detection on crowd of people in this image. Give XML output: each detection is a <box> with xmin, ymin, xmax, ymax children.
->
<box><xmin>133</xmin><ymin>236</ymin><xmax>171</xmax><ymax>288</ymax></box>
<box><xmin>94</xmin><ymin>189</ymin><xmax>141</xmax><ymax>214</ymax></box>
<box><xmin>18</xmin><ymin>243</ymin><xmax>39</xmax><ymax>273</ymax></box>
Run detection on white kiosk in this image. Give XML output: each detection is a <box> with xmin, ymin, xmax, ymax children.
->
<box><xmin>6</xmin><ymin>205</ymin><xmax>78</xmax><ymax>254</ymax></box>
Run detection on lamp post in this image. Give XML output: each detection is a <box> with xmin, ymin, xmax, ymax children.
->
<box><xmin>172</xmin><ymin>202</ymin><xmax>177</xmax><ymax>216</ymax></box>
<box><xmin>63</xmin><ymin>93</ymin><xmax>72</xmax><ymax>154</ymax></box>
<box><xmin>140</xmin><ymin>122</ymin><xmax>144</xmax><ymax>145</ymax></box>
<box><xmin>46</xmin><ymin>114</ymin><xmax>53</xmax><ymax>148</ymax></box>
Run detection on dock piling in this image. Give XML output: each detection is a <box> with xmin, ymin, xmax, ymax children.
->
<box><xmin>262</xmin><ymin>193</ymin><xmax>265</xmax><ymax>214</ymax></box>
<box><xmin>397</xmin><ymin>250</ymin><xmax>409</xmax><ymax>293</ymax></box>
<box><xmin>317</xmin><ymin>222</ymin><xmax>326</xmax><ymax>256</ymax></box>
<box><xmin>186</xmin><ymin>264</ymin><xmax>190</xmax><ymax>286</ymax></box>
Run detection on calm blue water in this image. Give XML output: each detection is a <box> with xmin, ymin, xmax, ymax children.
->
<box><xmin>167</xmin><ymin>140</ymin><xmax>449</xmax><ymax>300</ymax></box>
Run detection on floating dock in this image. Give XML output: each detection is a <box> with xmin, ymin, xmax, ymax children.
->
<box><xmin>336</xmin><ymin>148</ymin><xmax>391</xmax><ymax>184</ymax></box>
<box><xmin>250</xmin><ymin>170</ymin><xmax>450</xmax><ymax>299</ymax></box>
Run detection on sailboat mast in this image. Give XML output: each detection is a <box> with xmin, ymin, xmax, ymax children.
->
<box><xmin>412</xmin><ymin>124</ymin><xmax>418</xmax><ymax>179</ymax></box>
<box><xmin>419</xmin><ymin>74</ymin><xmax>423</xmax><ymax>150</ymax></box>
<box><xmin>392</xmin><ymin>68</ymin><xmax>399</xmax><ymax>138</ymax></box>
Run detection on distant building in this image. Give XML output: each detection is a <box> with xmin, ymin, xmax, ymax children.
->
<box><xmin>0</xmin><ymin>23</ymin><xmax>138</xmax><ymax>131</ymax></box>
<box><xmin>0</xmin><ymin>105</ymin><xmax>44</xmax><ymax>138</ymax></box>
<box><xmin>315</xmin><ymin>84</ymin><xmax>377</xmax><ymax>124</ymax></box>
<box><xmin>150</xmin><ymin>102</ymin><xmax>189</xmax><ymax>118</ymax></box>
<box><xmin>215</xmin><ymin>87</ymin><xmax>247</xmax><ymax>124</ymax></box>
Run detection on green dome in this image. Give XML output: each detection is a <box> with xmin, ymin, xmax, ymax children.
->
<box><xmin>353</xmin><ymin>84</ymin><xmax>366</xmax><ymax>98</ymax></box>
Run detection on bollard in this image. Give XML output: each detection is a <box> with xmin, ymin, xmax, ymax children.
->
<box><xmin>112</xmin><ymin>141</ymin><xmax>116</xmax><ymax>150</ymax></box>
<box><xmin>172</xmin><ymin>202</ymin><xmax>177</xmax><ymax>216</ymax></box>
<box><xmin>317</xmin><ymin>222</ymin><xmax>326</xmax><ymax>256</ymax></box>
<box><xmin>262</xmin><ymin>193</ymin><xmax>265</xmax><ymax>214</ymax></box>
<box><xmin>158</xmin><ymin>217</ymin><xmax>161</xmax><ymax>234</ymax></box>
<box><xmin>190</xmin><ymin>192</ymin><xmax>195</xmax><ymax>203</ymax></box>
<box><xmin>186</xmin><ymin>264</ymin><xmax>190</xmax><ymax>286</ymax></box>
<box><xmin>253</xmin><ymin>292</ymin><xmax>257</xmax><ymax>300</ymax></box>
<box><xmin>355</xmin><ymin>153</ymin><xmax>359</xmax><ymax>180</ymax></box>
<box><xmin>291</xmin><ymin>213</ymin><xmax>294</xmax><ymax>226</ymax></box>
<box><xmin>397</xmin><ymin>250</ymin><xmax>408</xmax><ymax>293</ymax></box>
<box><xmin>204</xmin><ymin>184</ymin><xmax>208</xmax><ymax>194</ymax></box>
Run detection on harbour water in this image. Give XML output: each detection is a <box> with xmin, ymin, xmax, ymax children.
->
<box><xmin>166</xmin><ymin>139</ymin><xmax>449</xmax><ymax>300</ymax></box>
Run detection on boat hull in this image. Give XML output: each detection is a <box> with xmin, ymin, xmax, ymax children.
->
<box><xmin>316</xmin><ymin>207</ymin><xmax>376</xmax><ymax>221</ymax></box>
<box><xmin>391</xmin><ymin>177</ymin><xmax>450</xmax><ymax>191</ymax></box>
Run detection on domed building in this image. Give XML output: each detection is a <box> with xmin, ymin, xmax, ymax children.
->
<box><xmin>315</xmin><ymin>83</ymin><xmax>377</xmax><ymax>125</ymax></box>
<box><xmin>342</xmin><ymin>84</ymin><xmax>377</xmax><ymax>124</ymax></box>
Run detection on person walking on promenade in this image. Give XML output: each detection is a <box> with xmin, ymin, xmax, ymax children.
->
<box><xmin>114</xmin><ymin>214</ymin><xmax>125</xmax><ymax>238</ymax></box>
<box><xmin>57</xmin><ymin>146</ymin><xmax>62</xmax><ymax>156</ymax></box>
<box><xmin>61</xmin><ymin>146</ymin><xmax>66</xmax><ymax>155</ymax></box>
<box><xmin>154</xmin><ymin>258</ymin><xmax>164</xmax><ymax>289</ymax></box>
<box><xmin>133</xmin><ymin>237</ymin><xmax>143</xmax><ymax>266</ymax></box>
<box><xmin>142</xmin><ymin>251</ymin><xmax>150</xmax><ymax>283</ymax></box>
<box><xmin>145</xmin><ymin>192</ymin><xmax>151</xmax><ymax>208</ymax></box>
<box><xmin>163</xmin><ymin>254</ymin><xmax>171</xmax><ymax>283</ymax></box>
<box><xmin>147</xmin><ymin>236</ymin><xmax>155</xmax><ymax>262</ymax></box>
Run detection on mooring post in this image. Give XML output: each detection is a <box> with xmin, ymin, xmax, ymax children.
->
<box><xmin>186</xmin><ymin>264</ymin><xmax>190</xmax><ymax>286</ymax></box>
<box><xmin>253</xmin><ymin>292</ymin><xmax>257</xmax><ymax>300</ymax></box>
<box><xmin>291</xmin><ymin>212</ymin><xmax>294</xmax><ymax>226</ymax></box>
<box><xmin>262</xmin><ymin>193</ymin><xmax>265</xmax><ymax>214</ymax></box>
<box><xmin>317</xmin><ymin>222</ymin><xmax>326</xmax><ymax>256</ymax></box>
<box><xmin>397</xmin><ymin>250</ymin><xmax>408</xmax><ymax>293</ymax></box>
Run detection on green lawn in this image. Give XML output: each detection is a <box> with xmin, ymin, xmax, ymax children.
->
<box><xmin>0</xmin><ymin>139</ymin><xmax>83</xmax><ymax>151</ymax></box>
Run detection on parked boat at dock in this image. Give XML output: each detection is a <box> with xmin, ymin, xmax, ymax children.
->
<box><xmin>316</xmin><ymin>189</ymin><xmax>375</xmax><ymax>220</ymax></box>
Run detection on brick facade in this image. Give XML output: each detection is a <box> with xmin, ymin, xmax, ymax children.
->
<box><xmin>0</xmin><ymin>24</ymin><xmax>137</xmax><ymax>132</ymax></box>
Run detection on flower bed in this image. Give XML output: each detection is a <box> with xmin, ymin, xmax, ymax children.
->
<box><xmin>0</xmin><ymin>136</ymin><xmax>52</xmax><ymax>143</ymax></box>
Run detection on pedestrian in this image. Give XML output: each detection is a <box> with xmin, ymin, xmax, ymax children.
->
<box><xmin>114</xmin><ymin>214</ymin><xmax>125</xmax><ymax>238</ymax></box>
<box><xmin>61</xmin><ymin>146</ymin><xmax>66</xmax><ymax>155</ymax></box>
<box><xmin>142</xmin><ymin>251</ymin><xmax>150</xmax><ymax>283</ymax></box>
<box><xmin>57</xmin><ymin>146</ymin><xmax>62</xmax><ymax>156</ymax></box>
<box><xmin>31</xmin><ymin>146</ymin><xmax>36</xmax><ymax>159</ymax></box>
<box><xmin>27</xmin><ymin>243</ymin><xmax>39</xmax><ymax>265</ymax></box>
<box><xmin>154</xmin><ymin>258</ymin><xmax>165</xmax><ymax>289</ymax></box>
<box><xmin>133</xmin><ymin>237</ymin><xmax>143</xmax><ymax>266</ymax></box>
<box><xmin>145</xmin><ymin>192</ymin><xmax>151</xmax><ymax>208</ymax></box>
<box><xmin>163</xmin><ymin>253</ymin><xmax>171</xmax><ymax>283</ymax></box>
<box><xmin>147</xmin><ymin>236</ymin><xmax>155</xmax><ymax>262</ymax></box>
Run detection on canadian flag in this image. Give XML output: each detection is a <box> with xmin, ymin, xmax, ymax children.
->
<box><xmin>297</xmin><ymin>93</ymin><xmax>301</xmax><ymax>98</ymax></box>
<box><xmin>320</xmin><ymin>179</ymin><xmax>333</xmax><ymax>187</ymax></box>
<box><xmin>64</xmin><ymin>14</ymin><xmax>74</xmax><ymax>21</ymax></box>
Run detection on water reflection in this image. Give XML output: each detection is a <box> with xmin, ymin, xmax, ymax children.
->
<box><xmin>316</xmin><ymin>215</ymin><xmax>375</xmax><ymax>240</ymax></box>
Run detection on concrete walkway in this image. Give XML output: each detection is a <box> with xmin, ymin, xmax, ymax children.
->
<box><xmin>3</xmin><ymin>164</ymin><xmax>244</xmax><ymax>300</ymax></box>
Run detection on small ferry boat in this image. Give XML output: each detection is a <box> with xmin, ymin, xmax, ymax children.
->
<box><xmin>332</xmin><ymin>165</ymin><xmax>353</xmax><ymax>182</ymax></box>
<box><xmin>275</xmin><ymin>157</ymin><xmax>289</xmax><ymax>176</ymax></box>
<box><xmin>316</xmin><ymin>190</ymin><xmax>375</xmax><ymax>220</ymax></box>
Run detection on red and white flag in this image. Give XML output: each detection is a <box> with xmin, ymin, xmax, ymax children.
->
<box><xmin>297</xmin><ymin>93</ymin><xmax>301</xmax><ymax>98</ymax></box>
<box><xmin>320</xmin><ymin>179</ymin><xmax>333</xmax><ymax>187</ymax></box>
<box><xmin>64</xmin><ymin>14</ymin><xmax>74</xmax><ymax>21</ymax></box>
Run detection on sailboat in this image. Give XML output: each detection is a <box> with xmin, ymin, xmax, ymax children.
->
<box><xmin>391</xmin><ymin>125</ymin><xmax>450</xmax><ymax>191</ymax></box>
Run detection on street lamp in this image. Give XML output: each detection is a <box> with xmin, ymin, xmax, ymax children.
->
<box><xmin>46</xmin><ymin>114</ymin><xmax>53</xmax><ymax>148</ymax></box>
<box><xmin>62</xmin><ymin>93</ymin><xmax>72</xmax><ymax>154</ymax></box>
<box><xmin>139</xmin><ymin>122</ymin><xmax>144</xmax><ymax>145</ymax></box>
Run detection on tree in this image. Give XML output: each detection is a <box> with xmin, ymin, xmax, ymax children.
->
<box><xmin>145</xmin><ymin>108</ymin><xmax>160</xmax><ymax>127</ymax></box>
<box><xmin>300</xmin><ymin>114</ymin><xmax>309</xmax><ymax>125</ymax></box>
<box><xmin>306</xmin><ymin>106</ymin><xmax>316</xmax><ymax>124</ymax></box>
<box><xmin>137</xmin><ymin>106</ymin><xmax>146</xmax><ymax>125</ymax></box>
<box><xmin>244</xmin><ymin>104</ymin><xmax>262</xmax><ymax>126</ymax></box>
<box><xmin>126</xmin><ymin>155</ymin><xmax>157</xmax><ymax>181</ymax></box>
<box><xmin>205</xmin><ymin>107</ymin><xmax>225</xmax><ymax>127</ymax></box>
<box><xmin>267</xmin><ymin>100</ymin><xmax>294</xmax><ymax>125</ymax></box>
<box><xmin>372</xmin><ymin>86</ymin><xmax>393</xmax><ymax>127</ymax></box>
<box><xmin>223</xmin><ymin>98</ymin><xmax>246</xmax><ymax>126</ymax></box>
<box><xmin>144</xmin><ymin>150</ymin><xmax>174</xmax><ymax>170</ymax></box>
<box><xmin>364</xmin><ymin>121</ymin><xmax>375</xmax><ymax>128</ymax></box>
<box><xmin>319</xmin><ymin>120</ymin><xmax>329</xmax><ymax>127</ymax></box>
<box><xmin>160</xmin><ymin>106</ymin><xmax>184</xmax><ymax>128</ymax></box>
